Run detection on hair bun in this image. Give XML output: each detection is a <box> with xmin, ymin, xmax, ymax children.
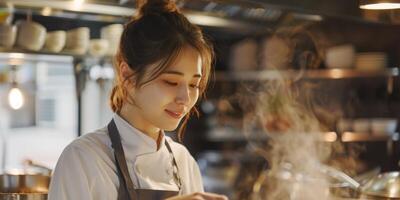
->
<box><xmin>137</xmin><ymin>0</ymin><xmax>179</xmax><ymax>16</ymax></box>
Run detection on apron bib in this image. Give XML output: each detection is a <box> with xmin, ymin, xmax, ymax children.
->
<box><xmin>108</xmin><ymin>119</ymin><xmax>181</xmax><ymax>200</ymax></box>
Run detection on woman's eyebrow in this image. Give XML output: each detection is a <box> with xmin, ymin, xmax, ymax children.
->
<box><xmin>163</xmin><ymin>70</ymin><xmax>202</xmax><ymax>78</ymax></box>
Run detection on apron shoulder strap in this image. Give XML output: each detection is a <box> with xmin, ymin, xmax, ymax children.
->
<box><xmin>108</xmin><ymin>119</ymin><xmax>138</xmax><ymax>200</ymax></box>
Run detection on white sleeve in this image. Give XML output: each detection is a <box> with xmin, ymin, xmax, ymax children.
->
<box><xmin>190</xmin><ymin>157</ymin><xmax>204</xmax><ymax>193</ymax></box>
<box><xmin>48</xmin><ymin>143</ymin><xmax>93</xmax><ymax>200</ymax></box>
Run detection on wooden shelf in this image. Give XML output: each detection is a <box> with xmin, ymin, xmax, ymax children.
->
<box><xmin>206</xmin><ymin>128</ymin><xmax>399</xmax><ymax>143</ymax></box>
<box><xmin>0</xmin><ymin>51</ymin><xmax>112</xmax><ymax>65</ymax></box>
<box><xmin>215</xmin><ymin>68</ymin><xmax>399</xmax><ymax>81</ymax></box>
<box><xmin>341</xmin><ymin>132</ymin><xmax>399</xmax><ymax>142</ymax></box>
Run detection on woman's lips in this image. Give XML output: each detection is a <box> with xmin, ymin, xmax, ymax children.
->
<box><xmin>165</xmin><ymin>109</ymin><xmax>183</xmax><ymax>119</ymax></box>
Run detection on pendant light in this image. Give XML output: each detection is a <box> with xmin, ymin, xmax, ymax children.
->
<box><xmin>360</xmin><ymin>0</ymin><xmax>400</xmax><ymax>10</ymax></box>
<box><xmin>7</xmin><ymin>65</ymin><xmax>24</xmax><ymax>110</ymax></box>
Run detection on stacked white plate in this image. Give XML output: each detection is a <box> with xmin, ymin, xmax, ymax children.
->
<box><xmin>101</xmin><ymin>24</ymin><xmax>123</xmax><ymax>56</ymax></box>
<box><xmin>355</xmin><ymin>52</ymin><xmax>387</xmax><ymax>71</ymax></box>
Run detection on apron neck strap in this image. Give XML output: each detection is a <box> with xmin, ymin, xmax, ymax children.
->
<box><xmin>108</xmin><ymin>119</ymin><xmax>138</xmax><ymax>200</ymax></box>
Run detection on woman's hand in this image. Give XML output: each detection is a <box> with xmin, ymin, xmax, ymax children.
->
<box><xmin>166</xmin><ymin>192</ymin><xmax>228</xmax><ymax>200</ymax></box>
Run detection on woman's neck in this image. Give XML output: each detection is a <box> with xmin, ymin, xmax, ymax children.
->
<box><xmin>119</xmin><ymin>104</ymin><xmax>160</xmax><ymax>142</ymax></box>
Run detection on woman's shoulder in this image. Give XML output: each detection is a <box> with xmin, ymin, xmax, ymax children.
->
<box><xmin>61</xmin><ymin>127</ymin><xmax>113</xmax><ymax>160</ymax></box>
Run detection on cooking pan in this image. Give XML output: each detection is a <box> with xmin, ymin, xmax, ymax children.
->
<box><xmin>252</xmin><ymin>163</ymin><xmax>400</xmax><ymax>199</ymax></box>
<box><xmin>321</xmin><ymin>165</ymin><xmax>400</xmax><ymax>199</ymax></box>
<box><xmin>0</xmin><ymin>174</ymin><xmax>50</xmax><ymax>200</ymax></box>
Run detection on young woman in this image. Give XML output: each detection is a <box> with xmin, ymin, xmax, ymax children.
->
<box><xmin>48</xmin><ymin>0</ymin><xmax>228</xmax><ymax>199</ymax></box>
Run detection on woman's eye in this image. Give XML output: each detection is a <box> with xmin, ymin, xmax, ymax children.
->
<box><xmin>164</xmin><ymin>80</ymin><xmax>178</xmax><ymax>86</ymax></box>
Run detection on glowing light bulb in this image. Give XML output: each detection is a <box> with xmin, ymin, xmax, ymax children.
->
<box><xmin>360</xmin><ymin>3</ymin><xmax>400</xmax><ymax>9</ymax></box>
<box><xmin>8</xmin><ymin>87</ymin><xmax>24</xmax><ymax>110</ymax></box>
<box><xmin>73</xmin><ymin>0</ymin><xmax>85</xmax><ymax>10</ymax></box>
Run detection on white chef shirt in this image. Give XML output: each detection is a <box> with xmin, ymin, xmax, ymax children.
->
<box><xmin>48</xmin><ymin>114</ymin><xmax>204</xmax><ymax>200</ymax></box>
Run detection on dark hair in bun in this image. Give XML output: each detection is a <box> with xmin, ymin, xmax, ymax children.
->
<box><xmin>110</xmin><ymin>0</ymin><xmax>214</xmax><ymax>141</ymax></box>
<box><xmin>137</xmin><ymin>0</ymin><xmax>179</xmax><ymax>17</ymax></box>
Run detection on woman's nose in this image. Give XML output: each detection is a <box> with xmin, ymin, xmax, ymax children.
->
<box><xmin>175</xmin><ymin>85</ymin><xmax>190</xmax><ymax>105</ymax></box>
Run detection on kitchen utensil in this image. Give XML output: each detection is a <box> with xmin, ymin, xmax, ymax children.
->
<box><xmin>323</xmin><ymin>165</ymin><xmax>400</xmax><ymax>199</ymax></box>
<box><xmin>0</xmin><ymin>174</ymin><xmax>50</xmax><ymax>200</ymax></box>
<box><xmin>252</xmin><ymin>163</ymin><xmax>332</xmax><ymax>200</ymax></box>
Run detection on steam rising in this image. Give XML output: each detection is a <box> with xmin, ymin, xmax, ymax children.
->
<box><xmin>226</xmin><ymin>26</ymin><xmax>368</xmax><ymax>199</ymax></box>
<box><xmin>239</xmin><ymin>76</ymin><xmax>332</xmax><ymax>200</ymax></box>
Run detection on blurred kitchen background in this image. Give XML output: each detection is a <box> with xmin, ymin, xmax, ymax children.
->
<box><xmin>2</xmin><ymin>0</ymin><xmax>400</xmax><ymax>199</ymax></box>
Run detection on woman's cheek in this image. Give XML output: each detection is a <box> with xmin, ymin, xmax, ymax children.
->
<box><xmin>189</xmin><ymin>91</ymin><xmax>199</xmax><ymax>107</ymax></box>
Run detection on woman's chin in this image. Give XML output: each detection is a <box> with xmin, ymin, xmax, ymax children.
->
<box><xmin>162</xmin><ymin>124</ymin><xmax>179</xmax><ymax>132</ymax></box>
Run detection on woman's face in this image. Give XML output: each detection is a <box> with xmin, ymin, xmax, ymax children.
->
<box><xmin>128</xmin><ymin>45</ymin><xmax>202</xmax><ymax>132</ymax></box>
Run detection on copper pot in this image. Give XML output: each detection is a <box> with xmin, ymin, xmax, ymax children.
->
<box><xmin>0</xmin><ymin>174</ymin><xmax>50</xmax><ymax>200</ymax></box>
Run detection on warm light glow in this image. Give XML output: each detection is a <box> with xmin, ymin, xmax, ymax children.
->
<box><xmin>330</xmin><ymin>69</ymin><xmax>346</xmax><ymax>79</ymax></box>
<box><xmin>360</xmin><ymin>3</ymin><xmax>400</xmax><ymax>9</ymax></box>
<box><xmin>323</xmin><ymin>132</ymin><xmax>338</xmax><ymax>142</ymax></box>
<box><xmin>41</xmin><ymin>6</ymin><xmax>52</xmax><ymax>16</ymax></box>
<box><xmin>186</xmin><ymin>14</ymin><xmax>235</xmax><ymax>27</ymax></box>
<box><xmin>8</xmin><ymin>87</ymin><xmax>24</xmax><ymax>110</ymax></box>
<box><xmin>73</xmin><ymin>0</ymin><xmax>85</xmax><ymax>10</ymax></box>
<box><xmin>8</xmin><ymin>53</ymin><xmax>25</xmax><ymax>65</ymax></box>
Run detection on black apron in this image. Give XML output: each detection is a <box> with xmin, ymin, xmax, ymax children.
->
<box><xmin>107</xmin><ymin>119</ymin><xmax>181</xmax><ymax>200</ymax></box>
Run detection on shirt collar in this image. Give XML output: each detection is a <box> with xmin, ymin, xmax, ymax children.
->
<box><xmin>112</xmin><ymin>113</ymin><xmax>166</xmax><ymax>157</ymax></box>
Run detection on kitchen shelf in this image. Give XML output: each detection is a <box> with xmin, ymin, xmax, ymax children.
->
<box><xmin>0</xmin><ymin>50</ymin><xmax>112</xmax><ymax>65</ymax></box>
<box><xmin>214</xmin><ymin>68</ymin><xmax>399</xmax><ymax>81</ymax></box>
<box><xmin>341</xmin><ymin>132</ymin><xmax>399</xmax><ymax>142</ymax></box>
<box><xmin>207</xmin><ymin>128</ymin><xmax>399</xmax><ymax>143</ymax></box>
<box><xmin>6</xmin><ymin>0</ymin><xmax>264</xmax><ymax>32</ymax></box>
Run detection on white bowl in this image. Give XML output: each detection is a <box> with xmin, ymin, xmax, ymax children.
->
<box><xmin>325</xmin><ymin>45</ymin><xmax>355</xmax><ymax>69</ymax></box>
<box><xmin>371</xmin><ymin>118</ymin><xmax>397</xmax><ymax>135</ymax></box>
<box><xmin>16</xmin><ymin>20</ymin><xmax>47</xmax><ymax>51</ymax></box>
<box><xmin>101</xmin><ymin>24</ymin><xmax>123</xmax><ymax>56</ymax></box>
<box><xmin>89</xmin><ymin>39</ymin><xmax>109</xmax><ymax>57</ymax></box>
<box><xmin>0</xmin><ymin>24</ymin><xmax>17</xmax><ymax>48</ymax></box>
<box><xmin>65</xmin><ymin>27</ymin><xmax>90</xmax><ymax>55</ymax></box>
<box><xmin>44</xmin><ymin>30</ymin><xmax>66</xmax><ymax>53</ymax></box>
<box><xmin>352</xmin><ymin>119</ymin><xmax>370</xmax><ymax>133</ymax></box>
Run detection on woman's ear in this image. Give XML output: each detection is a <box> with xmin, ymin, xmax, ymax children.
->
<box><xmin>120</xmin><ymin>61</ymin><xmax>133</xmax><ymax>80</ymax></box>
